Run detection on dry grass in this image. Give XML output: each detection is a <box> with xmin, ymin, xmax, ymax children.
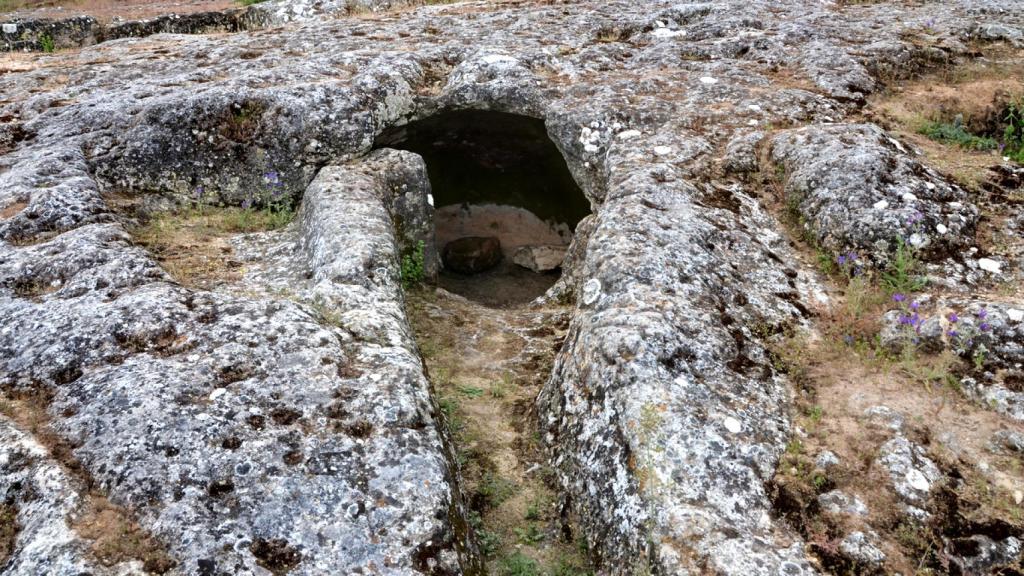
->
<box><xmin>0</xmin><ymin>200</ymin><xmax>27</xmax><ymax>220</ymax></box>
<box><xmin>0</xmin><ymin>502</ymin><xmax>16</xmax><ymax>568</ymax></box>
<box><xmin>867</xmin><ymin>52</ymin><xmax>1024</xmax><ymax>191</ymax></box>
<box><xmin>127</xmin><ymin>203</ymin><xmax>292</xmax><ymax>289</ymax></box>
<box><xmin>407</xmin><ymin>288</ymin><xmax>590</xmax><ymax>574</ymax></box>
<box><xmin>0</xmin><ymin>0</ymin><xmax>238</xmax><ymax>22</ymax></box>
<box><xmin>130</xmin><ymin>210</ymin><xmax>244</xmax><ymax>289</ymax></box>
<box><xmin>73</xmin><ymin>497</ymin><xmax>176</xmax><ymax>573</ymax></box>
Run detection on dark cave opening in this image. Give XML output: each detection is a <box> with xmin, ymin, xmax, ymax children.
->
<box><xmin>375</xmin><ymin>110</ymin><xmax>591</xmax><ymax>306</ymax></box>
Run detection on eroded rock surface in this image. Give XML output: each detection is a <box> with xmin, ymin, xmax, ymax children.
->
<box><xmin>1</xmin><ymin>0</ymin><xmax>1023</xmax><ymax>574</ymax></box>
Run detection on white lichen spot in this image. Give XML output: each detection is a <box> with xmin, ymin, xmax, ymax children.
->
<box><xmin>653</xmin><ymin>145</ymin><xmax>672</xmax><ymax>156</ymax></box>
<box><xmin>480</xmin><ymin>53</ymin><xmax>518</xmax><ymax>67</ymax></box>
<box><xmin>652</xmin><ymin>28</ymin><xmax>686</xmax><ymax>38</ymax></box>
<box><xmin>582</xmin><ymin>278</ymin><xmax>602</xmax><ymax>306</ymax></box>
<box><xmin>978</xmin><ymin>258</ymin><xmax>1002</xmax><ymax>274</ymax></box>
<box><xmin>1007</xmin><ymin>309</ymin><xmax>1024</xmax><ymax>323</ymax></box>
<box><xmin>905</xmin><ymin>469</ymin><xmax>930</xmax><ymax>492</ymax></box>
<box><xmin>723</xmin><ymin>417</ymin><xmax>742</xmax><ymax>434</ymax></box>
<box><xmin>873</xmin><ymin>199</ymin><xmax>889</xmax><ymax>210</ymax></box>
<box><xmin>617</xmin><ymin>129</ymin><xmax>641</xmax><ymax>140</ymax></box>
<box><xmin>935</xmin><ymin>223</ymin><xmax>947</xmax><ymax>234</ymax></box>
<box><xmin>699</xmin><ymin>76</ymin><xmax>718</xmax><ymax>85</ymax></box>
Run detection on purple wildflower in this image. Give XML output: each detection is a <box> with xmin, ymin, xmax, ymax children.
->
<box><xmin>977</xmin><ymin>308</ymin><xmax>988</xmax><ymax>319</ymax></box>
<box><xmin>893</xmin><ymin>293</ymin><xmax>906</xmax><ymax>303</ymax></box>
<box><xmin>910</xmin><ymin>313</ymin><xmax>923</xmax><ymax>332</ymax></box>
<box><xmin>838</xmin><ymin>254</ymin><xmax>847</xmax><ymax>266</ymax></box>
<box><xmin>980</xmin><ymin>322</ymin><xmax>992</xmax><ymax>332</ymax></box>
<box><xmin>241</xmin><ymin>197</ymin><xmax>252</xmax><ymax>210</ymax></box>
<box><xmin>948</xmin><ymin>312</ymin><xmax>959</xmax><ymax>323</ymax></box>
<box><xmin>910</xmin><ymin>301</ymin><xmax>920</xmax><ymax>310</ymax></box>
<box><xmin>264</xmin><ymin>171</ymin><xmax>280</xmax><ymax>185</ymax></box>
<box><xmin>194</xmin><ymin>186</ymin><xmax>205</xmax><ymax>198</ymax></box>
<box><xmin>947</xmin><ymin>329</ymin><xmax>959</xmax><ymax>338</ymax></box>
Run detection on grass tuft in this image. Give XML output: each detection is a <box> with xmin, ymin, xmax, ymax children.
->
<box><xmin>918</xmin><ymin>120</ymin><xmax>998</xmax><ymax>150</ymax></box>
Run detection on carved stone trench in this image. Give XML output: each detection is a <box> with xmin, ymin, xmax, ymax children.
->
<box><xmin>205</xmin><ymin>106</ymin><xmax>600</xmax><ymax>574</ymax></box>
<box><xmin>0</xmin><ymin>93</ymin><xmax>607</xmax><ymax>574</ymax></box>
<box><xmin>6</xmin><ymin>2</ymin><xmax>1024</xmax><ymax>572</ymax></box>
<box><xmin>0</xmin><ymin>80</ymin><xmax>815</xmax><ymax>574</ymax></box>
<box><xmin>375</xmin><ymin>109</ymin><xmax>598</xmax><ymax>573</ymax></box>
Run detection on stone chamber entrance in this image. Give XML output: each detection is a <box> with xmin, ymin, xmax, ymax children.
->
<box><xmin>375</xmin><ymin>109</ymin><xmax>591</xmax><ymax>307</ymax></box>
<box><xmin>377</xmin><ymin>111</ymin><xmax>594</xmax><ymax>573</ymax></box>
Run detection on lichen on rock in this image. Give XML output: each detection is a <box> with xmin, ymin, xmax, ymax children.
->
<box><xmin>1</xmin><ymin>0</ymin><xmax>1024</xmax><ymax>574</ymax></box>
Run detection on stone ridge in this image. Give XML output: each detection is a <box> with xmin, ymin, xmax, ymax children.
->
<box><xmin>0</xmin><ymin>155</ymin><xmax>474</xmax><ymax>574</ymax></box>
<box><xmin>0</xmin><ymin>0</ymin><xmax>1022</xmax><ymax>574</ymax></box>
<box><xmin>0</xmin><ymin>0</ymin><xmax>422</xmax><ymax>52</ymax></box>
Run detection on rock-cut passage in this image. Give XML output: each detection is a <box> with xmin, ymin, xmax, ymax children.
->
<box><xmin>376</xmin><ymin>110</ymin><xmax>591</xmax><ymax>306</ymax></box>
<box><xmin>377</xmin><ymin>110</ymin><xmax>594</xmax><ymax>572</ymax></box>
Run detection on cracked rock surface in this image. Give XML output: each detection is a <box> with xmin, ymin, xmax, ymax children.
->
<box><xmin>1</xmin><ymin>0</ymin><xmax>1024</xmax><ymax>574</ymax></box>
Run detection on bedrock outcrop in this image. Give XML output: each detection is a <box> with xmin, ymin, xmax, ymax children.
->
<box><xmin>1</xmin><ymin>0</ymin><xmax>1023</xmax><ymax>574</ymax></box>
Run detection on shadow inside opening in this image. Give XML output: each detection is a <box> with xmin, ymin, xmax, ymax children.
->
<box><xmin>375</xmin><ymin>110</ymin><xmax>590</xmax><ymax>307</ymax></box>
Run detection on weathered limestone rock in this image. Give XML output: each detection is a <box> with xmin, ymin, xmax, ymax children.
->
<box><xmin>0</xmin><ymin>16</ymin><xmax>100</xmax><ymax>51</ymax></box>
<box><xmin>818</xmin><ymin>490</ymin><xmax>869</xmax><ymax>517</ymax></box>
<box><xmin>255</xmin><ymin>0</ymin><xmax>425</xmax><ymax>23</ymax></box>
<box><xmin>770</xmin><ymin>124</ymin><xmax>978</xmax><ymax>266</ymax></box>
<box><xmin>1</xmin><ymin>0</ymin><xmax>1023</xmax><ymax>573</ymax></box>
<box><xmin>1</xmin><ymin>9</ymin><xmax>271</xmax><ymax>52</ymax></box>
<box><xmin>512</xmin><ymin>245</ymin><xmax>565</xmax><ymax>273</ymax></box>
<box><xmin>442</xmin><ymin>237</ymin><xmax>502</xmax><ymax>274</ymax></box>
<box><xmin>838</xmin><ymin>531</ymin><xmax>886</xmax><ymax>569</ymax></box>
<box><xmin>0</xmin><ymin>417</ymin><xmax>137</xmax><ymax>575</ymax></box>
<box><xmin>0</xmin><ymin>156</ymin><xmax>475</xmax><ymax>573</ymax></box>
<box><xmin>877</xmin><ymin>436</ymin><xmax>943</xmax><ymax>511</ymax></box>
